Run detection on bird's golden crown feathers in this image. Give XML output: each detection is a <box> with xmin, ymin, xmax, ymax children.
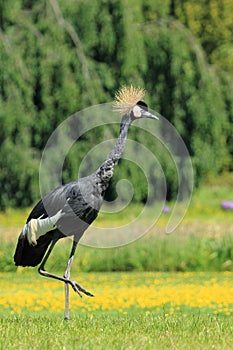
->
<box><xmin>113</xmin><ymin>85</ymin><xmax>146</xmax><ymax>115</ymax></box>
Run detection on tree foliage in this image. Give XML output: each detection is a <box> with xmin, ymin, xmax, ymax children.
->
<box><xmin>0</xmin><ymin>0</ymin><xmax>232</xmax><ymax>209</ymax></box>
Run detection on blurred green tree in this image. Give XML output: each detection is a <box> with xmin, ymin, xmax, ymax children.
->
<box><xmin>0</xmin><ymin>0</ymin><xmax>232</xmax><ymax>209</ymax></box>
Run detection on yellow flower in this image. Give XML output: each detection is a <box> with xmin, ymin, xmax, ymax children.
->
<box><xmin>0</xmin><ymin>272</ymin><xmax>232</xmax><ymax>315</ymax></box>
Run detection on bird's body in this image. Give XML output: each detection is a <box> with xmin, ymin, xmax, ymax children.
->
<box><xmin>14</xmin><ymin>175</ymin><xmax>102</xmax><ymax>267</ymax></box>
<box><xmin>14</xmin><ymin>85</ymin><xmax>159</xmax><ymax>319</ymax></box>
<box><xmin>14</xmin><ymin>123</ymin><xmax>128</xmax><ymax>268</ymax></box>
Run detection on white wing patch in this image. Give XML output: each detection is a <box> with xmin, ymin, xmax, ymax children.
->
<box><xmin>25</xmin><ymin>210</ymin><xmax>63</xmax><ymax>246</ymax></box>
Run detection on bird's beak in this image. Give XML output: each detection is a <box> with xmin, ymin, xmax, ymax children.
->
<box><xmin>141</xmin><ymin>110</ymin><xmax>159</xmax><ymax>120</ymax></box>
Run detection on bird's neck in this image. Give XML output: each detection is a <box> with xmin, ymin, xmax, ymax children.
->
<box><xmin>95</xmin><ymin>116</ymin><xmax>132</xmax><ymax>187</ymax></box>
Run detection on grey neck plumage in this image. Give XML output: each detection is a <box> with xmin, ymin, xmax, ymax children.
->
<box><xmin>95</xmin><ymin>115</ymin><xmax>131</xmax><ymax>189</ymax></box>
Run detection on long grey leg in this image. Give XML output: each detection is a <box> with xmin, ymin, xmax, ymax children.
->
<box><xmin>64</xmin><ymin>283</ymin><xmax>70</xmax><ymax>321</ymax></box>
<box><xmin>38</xmin><ymin>238</ymin><xmax>59</xmax><ymax>272</ymax></box>
<box><xmin>38</xmin><ymin>239</ymin><xmax>94</xmax><ymax>296</ymax></box>
<box><xmin>38</xmin><ymin>236</ymin><xmax>94</xmax><ymax>320</ymax></box>
<box><xmin>64</xmin><ymin>240</ymin><xmax>78</xmax><ymax>320</ymax></box>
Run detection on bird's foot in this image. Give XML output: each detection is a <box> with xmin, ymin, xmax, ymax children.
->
<box><xmin>69</xmin><ymin>280</ymin><xmax>94</xmax><ymax>298</ymax></box>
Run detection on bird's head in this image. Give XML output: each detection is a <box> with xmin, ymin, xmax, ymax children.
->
<box><xmin>113</xmin><ymin>85</ymin><xmax>159</xmax><ymax>121</ymax></box>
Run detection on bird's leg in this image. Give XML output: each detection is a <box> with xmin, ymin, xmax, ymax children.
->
<box><xmin>64</xmin><ymin>283</ymin><xmax>70</xmax><ymax>321</ymax></box>
<box><xmin>38</xmin><ymin>238</ymin><xmax>76</xmax><ymax>286</ymax></box>
<box><xmin>38</xmin><ymin>241</ymin><xmax>94</xmax><ymax>296</ymax></box>
<box><xmin>38</xmin><ymin>237</ymin><xmax>94</xmax><ymax>319</ymax></box>
<box><xmin>63</xmin><ymin>240</ymin><xmax>78</xmax><ymax>320</ymax></box>
<box><xmin>38</xmin><ymin>238</ymin><xmax>59</xmax><ymax>274</ymax></box>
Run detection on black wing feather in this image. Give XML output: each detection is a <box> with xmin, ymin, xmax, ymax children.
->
<box><xmin>14</xmin><ymin>177</ymin><xmax>102</xmax><ymax>268</ymax></box>
<box><xmin>14</xmin><ymin>184</ymin><xmax>70</xmax><ymax>267</ymax></box>
<box><xmin>14</xmin><ymin>229</ymin><xmax>64</xmax><ymax>267</ymax></box>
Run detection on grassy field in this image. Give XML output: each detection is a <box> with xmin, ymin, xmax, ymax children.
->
<box><xmin>0</xmin><ymin>271</ymin><xmax>233</xmax><ymax>349</ymax></box>
<box><xmin>0</xmin><ymin>183</ymin><xmax>233</xmax><ymax>349</ymax></box>
<box><xmin>1</xmin><ymin>311</ymin><xmax>232</xmax><ymax>350</ymax></box>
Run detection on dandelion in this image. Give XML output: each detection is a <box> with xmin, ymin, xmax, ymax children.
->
<box><xmin>0</xmin><ymin>272</ymin><xmax>232</xmax><ymax>316</ymax></box>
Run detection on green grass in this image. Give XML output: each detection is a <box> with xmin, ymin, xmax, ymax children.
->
<box><xmin>0</xmin><ymin>271</ymin><xmax>232</xmax><ymax>349</ymax></box>
<box><xmin>1</xmin><ymin>230</ymin><xmax>232</xmax><ymax>273</ymax></box>
<box><xmin>0</xmin><ymin>183</ymin><xmax>233</xmax><ymax>349</ymax></box>
<box><xmin>1</xmin><ymin>223</ymin><xmax>232</xmax><ymax>273</ymax></box>
<box><xmin>0</xmin><ymin>312</ymin><xmax>232</xmax><ymax>350</ymax></box>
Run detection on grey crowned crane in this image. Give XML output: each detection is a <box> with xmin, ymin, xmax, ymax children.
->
<box><xmin>14</xmin><ymin>85</ymin><xmax>159</xmax><ymax>319</ymax></box>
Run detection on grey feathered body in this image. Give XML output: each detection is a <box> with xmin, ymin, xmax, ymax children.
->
<box><xmin>14</xmin><ymin>174</ymin><xmax>104</xmax><ymax>267</ymax></box>
<box><xmin>14</xmin><ymin>118</ymin><xmax>130</xmax><ymax>268</ymax></box>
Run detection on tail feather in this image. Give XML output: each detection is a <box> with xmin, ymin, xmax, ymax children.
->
<box><xmin>14</xmin><ymin>230</ymin><xmax>63</xmax><ymax>267</ymax></box>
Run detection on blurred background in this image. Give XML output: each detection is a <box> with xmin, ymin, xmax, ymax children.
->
<box><xmin>0</xmin><ymin>0</ymin><xmax>232</xmax><ymax>210</ymax></box>
<box><xmin>1</xmin><ymin>4</ymin><xmax>233</xmax><ymax>339</ymax></box>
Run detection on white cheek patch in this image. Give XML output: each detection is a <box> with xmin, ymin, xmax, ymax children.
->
<box><xmin>133</xmin><ymin>105</ymin><xmax>142</xmax><ymax>117</ymax></box>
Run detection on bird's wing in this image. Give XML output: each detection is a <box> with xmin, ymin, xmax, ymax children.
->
<box><xmin>26</xmin><ymin>184</ymin><xmax>71</xmax><ymax>222</ymax></box>
<box><xmin>26</xmin><ymin>198</ymin><xmax>47</xmax><ymax>222</ymax></box>
<box><xmin>14</xmin><ymin>178</ymin><xmax>102</xmax><ymax>267</ymax></box>
<box><xmin>55</xmin><ymin>179</ymin><xmax>102</xmax><ymax>236</ymax></box>
<box><xmin>26</xmin><ymin>176</ymin><xmax>102</xmax><ymax>221</ymax></box>
<box><xmin>14</xmin><ymin>229</ymin><xmax>63</xmax><ymax>267</ymax></box>
<box><xmin>14</xmin><ymin>185</ymin><xmax>68</xmax><ymax>267</ymax></box>
<box><xmin>26</xmin><ymin>179</ymin><xmax>102</xmax><ymax>236</ymax></box>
